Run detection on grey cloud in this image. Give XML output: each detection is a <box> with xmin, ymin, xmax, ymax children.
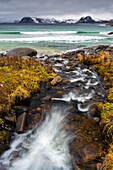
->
<box><xmin>0</xmin><ymin>0</ymin><xmax>113</xmax><ymax>22</ymax></box>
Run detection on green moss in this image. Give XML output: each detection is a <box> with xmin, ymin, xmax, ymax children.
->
<box><xmin>0</xmin><ymin>130</ymin><xmax>10</xmax><ymax>155</ymax></box>
<box><xmin>0</xmin><ymin>56</ymin><xmax>56</xmax><ymax>114</ymax></box>
<box><xmin>104</xmin><ymin>145</ymin><xmax>113</xmax><ymax>170</ymax></box>
<box><xmin>108</xmin><ymin>88</ymin><xmax>113</xmax><ymax>103</ymax></box>
<box><xmin>96</xmin><ymin>102</ymin><xmax>113</xmax><ymax>137</ymax></box>
<box><xmin>0</xmin><ymin>130</ymin><xmax>10</xmax><ymax>140</ymax></box>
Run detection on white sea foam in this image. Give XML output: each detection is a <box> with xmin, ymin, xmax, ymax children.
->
<box><xmin>0</xmin><ymin>107</ymin><xmax>73</xmax><ymax>170</ymax></box>
<box><xmin>0</xmin><ymin>35</ymin><xmax>106</xmax><ymax>43</ymax></box>
<box><xmin>99</xmin><ymin>24</ymin><xmax>106</xmax><ymax>27</ymax></box>
<box><xmin>21</xmin><ymin>31</ymin><xmax>77</xmax><ymax>35</ymax></box>
<box><xmin>99</xmin><ymin>31</ymin><xmax>109</xmax><ymax>35</ymax></box>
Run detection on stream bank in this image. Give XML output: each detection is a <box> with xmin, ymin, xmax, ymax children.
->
<box><xmin>0</xmin><ymin>45</ymin><xmax>113</xmax><ymax>169</ymax></box>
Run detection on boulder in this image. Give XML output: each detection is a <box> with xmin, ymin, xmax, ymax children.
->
<box><xmin>16</xmin><ymin>112</ymin><xmax>27</xmax><ymax>133</ymax></box>
<box><xmin>5</xmin><ymin>115</ymin><xmax>16</xmax><ymax>125</ymax></box>
<box><xmin>87</xmin><ymin>104</ymin><xmax>96</xmax><ymax>117</ymax></box>
<box><xmin>51</xmin><ymin>76</ymin><xmax>62</xmax><ymax>86</ymax></box>
<box><xmin>7</xmin><ymin>48</ymin><xmax>37</xmax><ymax>57</ymax></box>
<box><xmin>79</xmin><ymin>143</ymin><xmax>102</xmax><ymax>162</ymax></box>
<box><xmin>43</xmin><ymin>95</ymin><xmax>52</xmax><ymax>101</ymax></box>
<box><xmin>108</xmin><ymin>32</ymin><xmax>113</xmax><ymax>35</ymax></box>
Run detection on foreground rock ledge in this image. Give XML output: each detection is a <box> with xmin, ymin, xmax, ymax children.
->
<box><xmin>7</xmin><ymin>47</ymin><xmax>37</xmax><ymax>57</ymax></box>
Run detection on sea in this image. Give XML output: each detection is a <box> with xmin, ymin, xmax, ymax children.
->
<box><xmin>0</xmin><ymin>23</ymin><xmax>113</xmax><ymax>55</ymax></box>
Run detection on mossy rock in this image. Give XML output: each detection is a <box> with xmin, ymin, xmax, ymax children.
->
<box><xmin>0</xmin><ymin>130</ymin><xmax>10</xmax><ymax>155</ymax></box>
<box><xmin>0</xmin><ymin>118</ymin><xmax>5</xmax><ymax>130</ymax></box>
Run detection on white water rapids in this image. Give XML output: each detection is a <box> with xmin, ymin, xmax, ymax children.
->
<box><xmin>0</xmin><ymin>107</ymin><xmax>73</xmax><ymax>170</ymax></box>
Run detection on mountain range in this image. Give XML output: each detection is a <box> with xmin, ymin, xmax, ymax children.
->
<box><xmin>14</xmin><ymin>16</ymin><xmax>113</xmax><ymax>24</ymax></box>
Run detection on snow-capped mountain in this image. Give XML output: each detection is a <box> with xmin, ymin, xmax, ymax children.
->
<box><xmin>60</xmin><ymin>19</ymin><xmax>77</xmax><ymax>24</ymax></box>
<box><xmin>19</xmin><ymin>17</ymin><xmax>77</xmax><ymax>24</ymax></box>
<box><xmin>20</xmin><ymin>17</ymin><xmax>59</xmax><ymax>24</ymax></box>
<box><xmin>19</xmin><ymin>16</ymin><xmax>113</xmax><ymax>24</ymax></box>
<box><xmin>77</xmin><ymin>16</ymin><xmax>95</xmax><ymax>23</ymax></box>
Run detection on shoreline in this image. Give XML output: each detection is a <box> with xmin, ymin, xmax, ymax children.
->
<box><xmin>1</xmin><ymin>44</ymin><xmax>113</xmax><ymax>58</ymax></box>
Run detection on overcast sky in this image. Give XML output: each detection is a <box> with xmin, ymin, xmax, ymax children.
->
<box><xmin>0</xmin><ymin>0</ymin><xmax>113</xmax><ymax>22</ymax></box>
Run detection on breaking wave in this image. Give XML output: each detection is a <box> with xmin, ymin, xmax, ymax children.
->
<box><xmin>0</xmin><ymin>35</ymin><xmax>106</xmax><ymax>43</ymax></box>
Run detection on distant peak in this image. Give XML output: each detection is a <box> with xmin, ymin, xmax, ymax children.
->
<box><xmin>77</xmin><ymin>16</ymin><xmax>95</xmax><ymax>23</ymax></box>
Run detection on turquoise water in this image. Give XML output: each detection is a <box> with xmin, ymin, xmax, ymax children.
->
<box><xmin>0</xmin><ymin>23</ymin><xmax>113</xmax><ymax>54</ymax></box>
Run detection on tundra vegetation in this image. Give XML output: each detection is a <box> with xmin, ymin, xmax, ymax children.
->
<box><xmin>0</xmin><ymin>56</ymin><xmax>56</xmax><ymax>115</ymax></box>
<box><xmin>78</xmin><ymin>51</ymin><xmax>113</xmax><ymax>169</ymax></box>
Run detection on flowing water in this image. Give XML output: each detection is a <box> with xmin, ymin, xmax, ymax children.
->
<box><xmin>0</xmin><ymin>50</ymin><xmax>106</xmax><ymax>169</ymax></box>
<box><xmin>0</xmin><ymin>107</ymin><xmax>73</xmax><ymax>170</ymax></box>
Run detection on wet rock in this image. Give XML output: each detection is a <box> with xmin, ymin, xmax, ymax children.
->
<box><xmin>87</xmin><ymin>104</ymin><xmax>96</xmax><ymax>116</ymax></box>
<box><xmin>54</xmin><ymin>59</ymin><xmax>63</xmax><ymax>64</ymax></box>
<box><xmin>8</xmin><ymin>151</ymin><xmax>19</xmax><ymax>161</ymax></box>
<box><xmin>67</xmin><ymin>62</ymin><xmax>74</xmax><ymax>66</ymax></box>
<box><xmin>108</xmin><ymin>32</ymin><xmax>113</xmax><ymax>35</ymax></box>
<box><xmin>15</xmin><ymin>106</ymin><xmax>28</xmax><ymax>117</ymax></box>
<box><xmin>45</xmin><ymin>82</ymin><xmax>51</xmax><ymax>89</ymax></box>
<box><xmin>91</xmin><ymin>66</ymin><xmax>97</xmax><ymax>72</ymax></box>
<box><xmin>60</xmin><ymin>80</ymin><xmax>70</xmax><ymax>84</ymax></box>
<box><xmin>4</xmin><ymin>115</ymin><xmax>16</xmax><ymax>125</ymax></box>
<box><xmin>0</xmin><ymin>118</ymin><xmax>5</xmax><ymax>130</ymax></box>
<box><xmin>74</xmin><ymin>164</ymin><xmax>82</xmax><ymax>170</ymax></box>
<box><xmin>79</xmin><ymin>143</ymin><xmax>102</xmax><ymax>162</ymax></box>
<box><xmin>0</xmin><ymin>53</ymin><xmax>5</xmax><ymax>58</ymax></box>
<box><xmin>86</xmin><ymin>45</ymin><xmax>109</xmax><ymax>54</ymax></box>
<box><xmin>106</xmin><ymin>46</ymin><xmax>113</xmax><ymax>51</ymax></box>
<box><xmin>96</xmin><ymin>162</ymin><xmax>103</xmax><ymax>170</ymax></box>
<box><xmin>66</xmin><ymin>67</ymin><xmax>75</xmax><ymax>72</ymax></box>
<box><xmin>7</xmin><ymin>48</ymin><xmax>37</xmax><ymax>57</ymax></box>
<box><xmin>95</xmin><ymin>45</ymin><xmax>109</xmax><ymax>51</ymax></box>
<box><xmin>52</xmin><ymin>54</ymin><xmax>60</xmax><ymax>58</ymax></box>
<box><xmin>16</xmin><ymin>112</ymin><xmax>27</xmax><ymax>133</ymax></box>
<box><xmin>93</xmin><ymin>117</ymin><xmax>100</xmax><ymax>122</ymax></box>
<box><xmin>51</xmin><ymin>76</ymin><xmax>62</xmax><ymax>86</ymax></box>
<box><xmin>43</xmin><ymin>95</ymin><xmax>52</xmax><ymax>101</ymax></box>
<box><xmin>0</xmin><ymin>130</ymin><xmax>10</xmax><ymax>155</ymax></box>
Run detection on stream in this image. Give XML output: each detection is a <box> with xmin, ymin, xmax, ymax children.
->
<box><xmin>0</xmin><ymin>52</ymin><xmax>106</xmax><ymax>169</ymax></box>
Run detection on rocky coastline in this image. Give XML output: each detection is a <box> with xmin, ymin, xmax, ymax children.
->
<box><xmin>0</xmin><ymin>45</ymin><xmax>113</xmax><ymax>169</ymax></box>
